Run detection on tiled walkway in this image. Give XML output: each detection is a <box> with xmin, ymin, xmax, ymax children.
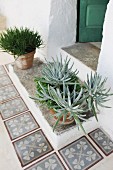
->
<box><xmin>0</xmin><ymin>64</ymin><xmax>113</xmax><ymax>170</ymax></box>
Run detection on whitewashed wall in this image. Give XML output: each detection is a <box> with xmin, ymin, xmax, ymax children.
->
<box><xmin>47</xmin><ymin>0</ymin><xmax>77</xmax><ymax>60</ymax></box>
<box><xmin>0</xmin><ymin>0</ymin><xmax>51</xmax><ymax>60</ymax></box>
<box><xmin>97</xmin><ymin>0</ymin><xmax>113</xmax><ymax>139</ymax></box>
<box><xmin>0</xmin><ymin>0</ymin><xmax>77</xmax><ymax>60</ymax></box>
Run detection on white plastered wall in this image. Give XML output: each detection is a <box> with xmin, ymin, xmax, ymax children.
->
<box><xmin>47</xmin><ymin>0</ymin><xmax>77</xmax><ymax>60</ymax></box>
<box><xmin>97</xmin><ymin>0</ymin><xmax>113</xmax><ymax>140</ymax></box>
<box><xmin>0</xmin><ymin>0</ymin><xmax>78</xmax><ymax>60</ymax></box>
<box><xmin>0</xmin><ymin>0</ymin><xmax>51</xmax><ymax>60</ymax></box>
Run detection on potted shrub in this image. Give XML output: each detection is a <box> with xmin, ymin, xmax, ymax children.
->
<box><xmin>32</xmin><ymin>56</ymin><xmax>112</xmax><ymax>133</ymax></box>
<box><xmin>0</xmin><ymin>27</ymin><xmax>43</xmax><ymax>69</ymax></box>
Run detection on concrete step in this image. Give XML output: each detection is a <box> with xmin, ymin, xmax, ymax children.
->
<box><xmin>90</xmin><ymin>42</ymin><xmax>101</xmax><ymax>49</ymax></box>
<box><xmin>61</xmin><ymin>43</ymin><xmax>100</xmax><ymax>81</ymax></box>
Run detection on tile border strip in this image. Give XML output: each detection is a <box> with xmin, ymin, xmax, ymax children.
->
<box><xmin>1</xmin><ymin>96</ymin><xmax>29</xmax><ymax>120</ymax></box>
<box><xmin>12</xmin><ymin>129</ymin><xmax>54</xmax><ymax>167</ymax></box>
<box><xmin>4</xmin><ymin>111</ymin><xmax>40</xmax><ymax>141</ymax></box>
<box><xmin>24</xmin><ymin>152</ymin><xmax>66</xmax><ymax>170</ymax></box>
<box><xmin>0</xmin><ymin>84</ymin><xmax>20</xmax><ymax>104</ymax></box>
<box><xmin>58</xmin><ymin>135</ymin><xmax>103</xmax><ymax>170</ymax></box>
<box><xmin>88</xmin><ymin>128</ymin><xmax>113</xmax><ymax>156</ymax></box>
<box><xmin>0</xmin><ymin>65</ymin><xmax>7</xmax><ymax>76</ymax></box>
<box><xmin>0</xmin><ymin>73</ymin><xmax>13</xmax><ymax>88</ymax></box>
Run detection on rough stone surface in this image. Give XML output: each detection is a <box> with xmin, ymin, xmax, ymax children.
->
<box><xmin>63</xmin><ymin>43</ymin><xmax>100</xmax><ymax>71</ymax></box>
<box><xmin>10</xmin><ymin>59</ymin><xmax>76</xmax><ymax>135</ymax></box>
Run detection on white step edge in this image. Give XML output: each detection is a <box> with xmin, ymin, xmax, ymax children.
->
<box><xmin>60</xmin><ymin>48</ymin><xmax>95</xmax><ymax>82</ymax></box>
<box><xmin>8</xmin><ymin>64</ymin><xmax>99</xmax><ymax>150</ymax></box>
<box><xmin>60</xmin><ymin>48</ymin><xmax>113</xmax><ymax>142</ymax></box>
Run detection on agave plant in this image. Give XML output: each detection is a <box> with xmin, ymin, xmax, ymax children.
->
<box><xmin>32</xmin><ymin>56</ymin><xmax>113</xmax><ymax>134</ymax></box>
<box><xmin>35</xmin><ymin>56</ymin><xmax>79</xmax><ymax>87</ymax></box>
<box><xmin>84</xmin><ymin>72</ymin><xmax>113</xmax><ymax>121</ymax></box>
<box><xmin>33</xmin><ymin>81</ymin><xmax>88</xmax><ymax>133</ymax></box>
<box><xmin>49</xmin><ymin>83</ymin><xmax>89</xmax><ymax>132</ymax></box>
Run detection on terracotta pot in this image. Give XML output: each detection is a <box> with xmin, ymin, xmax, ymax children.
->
<box><xmin>50</xmin><ymin>109</ymin><xmax>75</xmax><ymax>125</ymax></box>
<box><xmin>15</xmin><ymin>50</ymin><xmax>35</xmax><ymax>70</ymax></box>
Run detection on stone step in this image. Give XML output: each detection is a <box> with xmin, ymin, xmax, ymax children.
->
<box><xmin>61</xmin><ymin>43</ymin><xmax>100</xmax><ymax>81</ymax></box>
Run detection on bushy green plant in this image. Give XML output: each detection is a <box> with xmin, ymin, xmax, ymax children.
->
<box><xmin>32</xmin><ymin>56</ymin><xmax>112</xmax><ymax>133</ymax></box>
<box><xmin>0</xmin><ymin>27</ymin><xmax>43</xmax><ymax>58</ymax></box>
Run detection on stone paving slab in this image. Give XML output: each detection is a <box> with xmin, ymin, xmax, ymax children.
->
<box><xmin>4</xmin><ymin>111</ymin><xmax>39</xmax><ymax>140</ymax></box>
<box><xmin>88</xmin><ymin>128</ymin><xmax>113</xmax><ymax>156</ymax></box>
<box><xmin>59</xmin><ymin>136</ymin><xmax>103</xmax><ymax>170</ymax></box>
<box><xmin>62</xmin><ymin>43</ymin><xmax>100</xmax><ymax>71</ymax></box>
<box><xmin>13</xmin><ymin>130</ymin><xmax>53</xmax><ymax>167</ymax></box>
<box><xmin>0</xmin><ymin>97</ymin><xmax>28</xmax><ymax>119</ymax></box>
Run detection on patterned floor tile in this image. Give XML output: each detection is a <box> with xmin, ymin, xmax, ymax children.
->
<box><xmin>0</xmin><ymin>65</ymin><xmax>6</xmax><ymax>76</ymax></box>
<box><xmin>0</xmin><ymin>85</ymin><xmax>19</xmax><ymax>103</ymax></box>
<box><xmin>5</xmin><ymin>111</ymin><xmax>39</xmax><ymax>140</ymax></box>
<box><xmin>88</xmin><ymin>128</ymin><xmax>113</xmax><ymax>156</ymax></box>
<box><xmin>0</xmin><ymin>75</ymin><xmax>12</xmax><ymax>88</ymax></box>
<box><xmin>26</xmin><ymin>153</ymin><xmax>65</xmax><ymax>170</ymax></box>
<box><xmin>0</xmin><ymin>97</ymin><xmax>28</xmax><ymax>119</ymax></box>
<box><xmin>13</xmin><ymin>130</ymin><xmax>53</xmax><ymax>167</ymax></box>
<box><xmin>59</xmin><ymin>136</ymin><xmax>103</xmax><ymax>170</ymax></box>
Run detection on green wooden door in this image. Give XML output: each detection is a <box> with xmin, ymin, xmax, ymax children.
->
<box><xmin>78</xmin><ymin>0</ymin><xmax>109</xmax><ymax>42</ymax></box>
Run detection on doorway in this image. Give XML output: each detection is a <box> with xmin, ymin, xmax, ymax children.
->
<box><xmin>77</xmin><ymin>0</ymin><xmax>109</xmax><ymax>42</ymax></box>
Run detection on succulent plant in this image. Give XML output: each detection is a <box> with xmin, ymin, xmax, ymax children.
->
<box><xmin>49</xmin><ymin>83</ymin><xmax>88</xmax><ymax>132</ymax></box>
<box><xmin>36</xmin><ymin>56</ymin><xmax>79</xmax><ymax>86</ymax></box>
<box><xmin>84</xmin><ymin>72</ymin><xmax>113</xmax><ymax>121</ymax></box>
<box><xmin>32</xmin><ymin>56</ymin><xmax>113</xmax><ymax>134</ymax></box>
<box><xmin>33</xmin><ymin>81</ymin><xmax>88</xmax><ymax>133</ymax></box>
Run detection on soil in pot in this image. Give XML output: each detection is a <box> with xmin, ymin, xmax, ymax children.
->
<box><xmin>50</xmin><ymin>109</ymin><xmax>75</xmax><ymax>125</ymax></box>
<box><xmin>15</xmin><ymin>50</ymin><xmax>35</xmax><ymax>70</ymax></box>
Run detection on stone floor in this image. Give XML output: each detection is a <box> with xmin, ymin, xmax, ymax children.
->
<box><xmin>62</xmin><ymin>43</ymin><xmax>100</xmax><ymax>71</ymax></box>
<box><xmin>0</xmin><ymin>52</ymin><xmax>113</xmax><ymax>170</ymax></box>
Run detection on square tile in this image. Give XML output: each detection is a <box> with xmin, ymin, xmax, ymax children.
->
<box><xmin>0</xmin><ymin>97</ymin><xmax>28</xmax><ymax>119</ymax></box>
<box><xmin>5</xmin><ymin>111</ymin><xmax>39</xmax><ymax>140</ymax></box>
<box><xmin>88</xmin><ymin>128</ymin><xmax>113</xmax><ymax>156</ymax></box>
<box><xmin>0</xmin><ymin>85</ymin><xmax>19</xmax><ymax>103</ymax></box>
<box><xmin>0</xmin><ymin>65</ymin><xmax>6</xmax><ymax>76</ymax></box>
<box><xmin>0</xmin><ymin>75</ymin><xmax>12</xmax><ymax>88</ymax></box>
<box><xmin>13</xmin><ymin>130</ymin><xmax>53</xmax><ymax>167</ymax></box>
<box><xmin>26</xmin><ymin>153</ymin><xmax>65</xmax><ymax>170</ymax></box>
<box><xmin>59</xmin><ymin>136</ymin><xmax>103</xmax><ymax>170</ymax></box>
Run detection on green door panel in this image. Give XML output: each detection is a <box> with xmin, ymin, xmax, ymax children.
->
<box><xmin>86</xmin><ymin>5</ymin><xmax>107</xmax><ymax>27</ymax></box>
<box><xmin>78</xmin><ymin>0</ymin><xmax>109</xmax><ymax>42</ymax></box>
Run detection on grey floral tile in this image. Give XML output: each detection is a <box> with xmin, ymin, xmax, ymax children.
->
<box><xmin>0</xmin><ymin>75</ymin><xmax>12</xmax><ymax>88</ymax></box>
<box><xmin>59</xmin><ymin>136</ymin><xmax>103</xmax><ymax>170</ymax></box>
<box><xmin>5</xmin><ymin>111</ymin><xmax>39</xmax><ymax>140</ymax></box>
<box><xmin>0</xmin><ymin>65</ymin><xmax>6</xmax><ymax>76</ymax></box>
<box><xmin>0</xmin><ymin>85</ymin><xmax>19</xmax><ymax>103</ymax></box>
<box><xmin>88</xmin><ymin>128</ymin><xmax>113</xmax><ymax>156</ymax></box>
<box><xmin>13</xmin><ymin>130</ymin><xmax>53</xmax><ymax>166</ymax></box>
<box><xmin>0</xmin><ymin>97</ymin><xmax>28</xmax><ymax>119</ymax></box>
<box><xmin>26</xmin><ymin>153</ymin><xmax>65</xmax><ymax>170</ymax></box>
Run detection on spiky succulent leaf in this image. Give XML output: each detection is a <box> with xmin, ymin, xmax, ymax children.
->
<box><xmin>41</xmin><ymin>55</ymin><xmax>79</xmax><ymax>86</ymax></box>
<box><xmin>84</xmin><ymin>72</ymin><xmax>113</xmax><ymax>119</ymax></box>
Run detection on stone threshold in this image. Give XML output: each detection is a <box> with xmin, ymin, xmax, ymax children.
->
<box><xmin>62</xmin><ymin>43</ymin><xmax>100</xmax><ymax>71</ymax></box>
